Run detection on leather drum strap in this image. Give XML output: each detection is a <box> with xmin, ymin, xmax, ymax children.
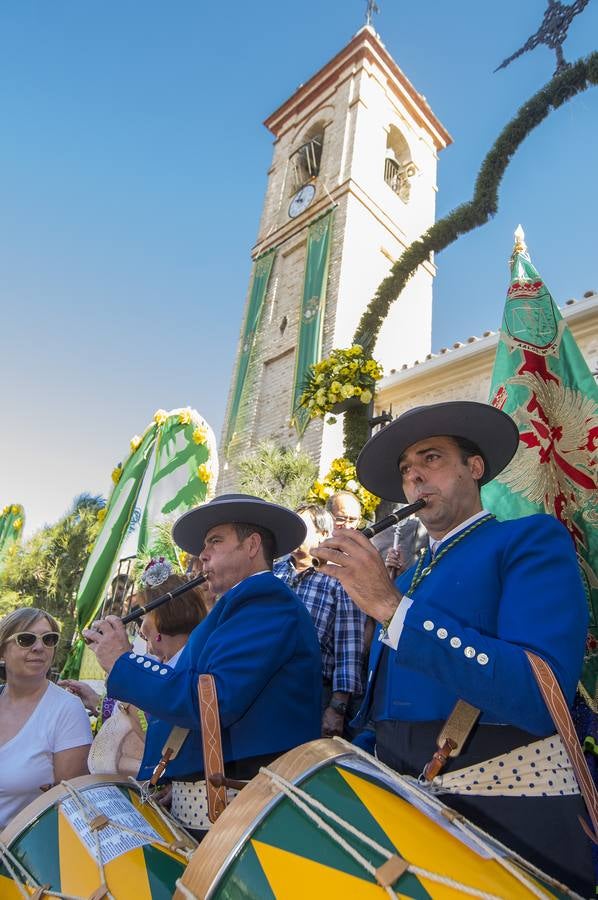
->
<box><xmin>525</xmin><ymin>651</ymin><xmax>598</xmax><ymax>844</ymax></box>
<box><xmin>422</xmin><ymin>651</ymin><xmax>598</xmax><ymax>845</ymax></box>
<box><xmin>198</xmin><ymin>673</ymin><xmax>227</xmax><ymax>823</ymax></box>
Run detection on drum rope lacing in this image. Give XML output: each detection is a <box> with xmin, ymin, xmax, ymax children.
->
<box><xmin>260</xmin><ymin>767</ymin><xmax>508</xmax><ymax>899</ymax></box>
<box><xmin>344</xmin><ymin>741</ymin><xmax>566</xmax><ymax>898</ymax></box>
<box><xmin>60</xmin><ymin>782</ymin><xmax>114</xmax><ymax>899</ymax></box>
<box><xmin>0</xmin><ymin>836</ymin><xmax>87</xmax><ymax>900</ymax></box>
<box><xmin>0</xmin><ymin>779</ymin><xmax>197</xmax><ymax>900</ymax></box>
<box><xmin>127</xmin><ymin>776</ymin><xmax>198</xmax><ymax>857</ymax></box>
<box><xmin>61</xmin><ymin>780</ymin><xmax>195</xmax><ymax>861</ymax></box>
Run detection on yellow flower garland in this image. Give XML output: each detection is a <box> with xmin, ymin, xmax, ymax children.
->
<box><xmin>308</xmin><ymin>457</ymin><xmax>380</xmax><ymax>520</ymax></box>
<box><xmin>298</xmin><ymin>345</ymin><xmax>382</xmax><ymax>421</ymax></box>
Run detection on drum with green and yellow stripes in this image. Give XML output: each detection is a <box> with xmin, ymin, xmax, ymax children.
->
<box><xmin>0</xmin><ymin>775</ymin><xmax>192</xmax><ymax>899</ymax></box>
<box><xmin>176</xmin><ymin>739</ymin><xmax>569</xmax><ymax>899</ymax></box>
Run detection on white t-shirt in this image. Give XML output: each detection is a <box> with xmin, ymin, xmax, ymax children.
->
<box><xmin>0</xmin><ymin>681</ymin><xmax>92</xmax><ymax>828</ymax></box>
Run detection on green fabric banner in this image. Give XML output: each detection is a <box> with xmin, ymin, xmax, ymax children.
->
<box><xmin>292</xmin><ymin>211</ymin><xmax>334</xmax><ymax>436</ymax></box>
<box><xmin>62</xmin><ymin>426</ymin><xmax>157</xmax><ymax>677</ymax></box>
<box><xmin>0</xmin><ymin>504</ymin><xmax>24</xmax><ymax>570</ymax></box>
<box><xmin>482</xmin><ymin>233</ymin><xmax>598</xmax><ymax>707</ymax></box>
<box><xmin>137</xmin><ymin>410</ymin><xmax>216</xmax><ymax>552</ymax></box>
<box><xmin>224</xmin><ymin>250</ymin><xmax>276</xmax><ymax>455</ymax></box>
<box><xmin>62</xmin><ymin>409</ymin><xmax>219</xmax><ymax>678</ymax></box>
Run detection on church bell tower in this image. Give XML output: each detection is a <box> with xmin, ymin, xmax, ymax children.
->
<box><xmin>219</xmin><ymin>25</ymin><xmax>451</xmax><ymax>490</ymax></box>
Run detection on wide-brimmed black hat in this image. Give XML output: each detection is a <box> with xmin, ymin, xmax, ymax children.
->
<box><xmin>357</xmin><ymin>401</ymin><xmax>519</xmax><ymax>502</ymax></box>
<box><xmin>172</xmin><ymin>493</ymin><xmax>307</xmax><ymax>557</ymax></box>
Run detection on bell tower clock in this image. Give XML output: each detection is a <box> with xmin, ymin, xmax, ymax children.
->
<box><xmin>219</xmin><ymin>25</ymin><xmax>451</xmax><ymax>489</ymax></box>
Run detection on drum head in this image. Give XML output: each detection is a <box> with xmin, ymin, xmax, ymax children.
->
<box><xmin>0</xmin><ymin>774</ymin><xmax>192</xmax><ymax>899</ymax></box>
<box><xmin>176</xmin><ymin>739</ymin><xmax>562</xmax><ymax>899</ymax></box>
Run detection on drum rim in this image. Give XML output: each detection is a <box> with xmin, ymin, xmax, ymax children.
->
<box><xmin>208</xmin><ymin>746</ymin><xmax>353</xmax><ymax>898</ymax></box>
<box><xmin>177</xmin><ymin>739</ymin><xmax>354</xmax><ymax>899</ymax></box>
<box><xmin>0</xmin><ymin>774</ymin><xmax>134</xmax><ymax>845</ymax></box>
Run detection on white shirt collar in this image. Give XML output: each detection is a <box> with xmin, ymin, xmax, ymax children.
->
<box><xmin>429</xmin><ymin>510</ymin><xmax>490</xmax><ymax>555</ymax></box>
<box><xmin>228</xmin><ymin>569</ymin><xmax>270</xmax><ymax>593</ymax></box>
<box><xmin>165</xmin><ymin>647</ymin><xmax>183</xmax><ymax>668</ymax></box>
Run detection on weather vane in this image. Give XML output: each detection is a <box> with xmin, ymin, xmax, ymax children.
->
<box><xmin>495</xmin><ymin>0</ymin><xmax>590</xmax><ymax>75</ymax></box>
<box><xmin>365</xmin><ymin>0</ymin><xmax>380</xmax><ymax>27</ymax></box>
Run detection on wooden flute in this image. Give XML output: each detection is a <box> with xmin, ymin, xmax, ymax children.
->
<box><xmin>121</xmin><ymin>573</ymin><xmax>208</xmax><ymax>625</ymax></box>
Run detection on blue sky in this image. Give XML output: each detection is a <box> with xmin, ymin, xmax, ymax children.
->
<box><xmin>1</xmin><ymin>0</ymin><xmax>597</xmax><ymax>537</ymax></box>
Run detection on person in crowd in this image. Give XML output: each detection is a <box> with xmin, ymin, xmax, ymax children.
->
<box><xmin>325</xmin><ymin>491</ymin><xmax>378</xmax><ymax>731</ymax></box>
<box><xmin>312</xmin><ymin>401</ymin><xmax>592</xmax><ymax>894</ymax></box>
<box><xmin>0</xmin><ymin>608</ymin><xmax>91</xmax><ymax>828</ymax></box>
<box><xmin>83</xmin><ymin>494</ymin><xmax>322</xmax><ymax>835</ymax></box>
<box><xmin>371</xmin><ymin>501</ymin><xmax>429</xmax><ymax>574</ymax></box>
<box><xmin>326</xmin><ymin>490</ymin><xmax>362</xmax><ymax>529</ymax></box>
<box><xmin>273</xmin><ymin>503</ymin><xmax>365</xmax><ymax>738</ymax></box>
<box><xmin>101</xmin><ymin>572</ymin><xmax>133</xmax><ymax>618</ymax></box>
<box><xmin>61</xmin><ymin>562</ymin><xmax>211</xmax><ymax>778</ymax></box>
<box><xmin>132</xmin><ymin>560</ymin><xmax>210</xmax><ymax>666</ymax></box>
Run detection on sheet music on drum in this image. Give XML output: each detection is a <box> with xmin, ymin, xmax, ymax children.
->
<box><xmin>60</xmin><ymin>786</ymin><xmax>161</xmax><ymax>864</ymax></box>
<box><xmin>338</xmin><ymin>757</ymin><xmax>502</xmax><ymax>860</ymax></box>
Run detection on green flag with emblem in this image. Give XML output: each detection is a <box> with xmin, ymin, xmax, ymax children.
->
<box><xmin>482</xmin><ymin>227</ymin><xmax>598</xmax><ymax>708</ymax></box>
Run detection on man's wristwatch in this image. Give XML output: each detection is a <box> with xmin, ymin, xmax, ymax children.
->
<box><xmin>329</xmin><ymin>697</ymin><xmax>348</xmax><ymax>715</ymax></box>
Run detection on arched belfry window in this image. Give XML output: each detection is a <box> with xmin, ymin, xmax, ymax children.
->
<box><xmin>290</xmin><ymin>128</ymin><xmax>324</xmax><ymax>193</ymax></box>
<box><xmin>384</xmin><ymin>125</ymin><xmax>416</xmax><ymax>204</ymax></box>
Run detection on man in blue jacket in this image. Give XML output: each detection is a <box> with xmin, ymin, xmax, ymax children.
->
<box><xmin>85</xmin><ymin>494</ymin><xmax>322</xmax><ymax>830</ymax></box>
<box><xmin>313</xmin><ymin>401</ymin><xmax>592</xmax><ymax>894</ymax></box>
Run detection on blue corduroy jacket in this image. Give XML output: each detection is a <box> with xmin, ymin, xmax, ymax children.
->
<box><xmin>352</xmin><ymin>514</ymin><xmax>587</xmax><ymax>737</ymax></box>
<box><xmin>107</xmin><ymin>572</ymin><xmax>322</xmax><ymax>780</ymax></box>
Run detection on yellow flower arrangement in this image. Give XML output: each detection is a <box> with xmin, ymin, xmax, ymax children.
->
<box><xmin>307</xmin><ymin>457</ymin><xmax>380</xmax><ymax>521</ymax></box>
<box><xmin>192</xmin><ymin>423</ymin><xmax>209</xmax><ymax>445</ymax></box>
<box><xmin>2</xmin><ymin>506</ymin><xmax>9</xmax><ymax>516</ymax></box>
<box><xmin>111</xmin><ymin>464</ymin><xmax>123</xmax><ymax>485</ymax></box>
<box><xmin>130</xmin><ymin>434</ymin><xmax>142</xmax><ymax>452</ymax></box>
<box><xmin>11</xmin><ymin>505</ymin><xmax>20</xmax><ymax>515</ymax></box>
<box><xmin>298</xmin><ymin>345</ymin><xmax>383</xmax><ymax>421</ymax></box>
<box><xmin>197</xmin><ymin>463</ymin><xmax>212</xmax><ymax>484</ymax></box>
<box><xmin>13</xmin><ymin>518</ymin><xmax>22</xmax><ymax>531</ymax></box>
<box><xmin>178</xmin><ymin>409</ymin><xmax>192</xmax><ymax>425</ymax></box>
<box><xmin>153</xmin><ymin>409</ymin><xmax>168</xmax><ymax>425</ymax></box>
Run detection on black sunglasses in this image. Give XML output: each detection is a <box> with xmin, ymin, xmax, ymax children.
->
<box><xmin>8</xmin><ymin>631</ymin><xmax>60</xmax><ymax>649</ymax></box>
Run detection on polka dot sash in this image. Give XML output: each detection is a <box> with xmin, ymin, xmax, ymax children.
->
<box><xmin>171</xmin><ymin>780</ymin><xmax>239</xmax><ymax>830</ymax></box>
<box><xmin>429</xmin><ymin>735</ymin><xmax>579</xmax><ymax>798</ymax></box>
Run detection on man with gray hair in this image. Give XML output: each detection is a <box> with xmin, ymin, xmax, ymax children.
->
<box><xmin>326</xmin><ymin>491</ymin><xmax>362</xmax><ymax>529</ymax></box>
<box><xmin>274</xmin><ymin>503</ymin><xmax>365</xmax><ymax>738</ymax></box>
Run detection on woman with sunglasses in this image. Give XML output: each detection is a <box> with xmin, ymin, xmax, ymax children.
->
<box><xmin>0</xmin><ymin>607</ymin><xmax>92</xmax><ymax>828</ymax></box>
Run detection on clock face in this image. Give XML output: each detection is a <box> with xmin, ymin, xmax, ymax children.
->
<box><xmin>288</xmin><ymin>184</ymin><xmax>316</xmax><ymax>218</ymax></box>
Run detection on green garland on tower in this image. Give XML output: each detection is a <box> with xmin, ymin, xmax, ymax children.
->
<box><xmin>342</xmin><ymin>52</ymin><xmax>598</xmax><ymax>462</ymax></box>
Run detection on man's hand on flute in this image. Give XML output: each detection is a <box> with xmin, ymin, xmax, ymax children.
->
<box><xmin>311</xmin><ymin>528</ymin><xmax>403</xmax><ymax>624</ymax></box>
<box><xmin>83</xmin><ymin>615</ymin><xmax>131</xmax><ymax>674</ymax></box>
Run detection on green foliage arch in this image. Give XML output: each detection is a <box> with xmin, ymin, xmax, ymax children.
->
<box><xmin>343</xmin><ymin>52</ymin><xmax>598</xmax><ymax>462</ymax></box>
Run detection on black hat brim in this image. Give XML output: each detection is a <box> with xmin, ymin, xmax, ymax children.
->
<box><xmin>357</xmin><ymin>401</ymin><xmax>519</xmax><ymax>502</ymax></box>
<box><xmin>172</xmin><ymin>494</ymin><xmax>307</xmax><ymax>558</ymax></box>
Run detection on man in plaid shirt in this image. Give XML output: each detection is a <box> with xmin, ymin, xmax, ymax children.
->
<box><xmin>273</xmin><ymin>503</ymin><xmax>366</xmax><ymax>738</ymax></box>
